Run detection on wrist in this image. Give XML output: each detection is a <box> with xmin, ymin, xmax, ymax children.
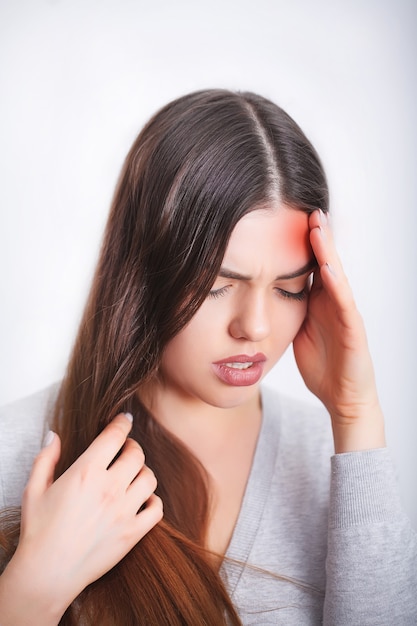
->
<box><xmin>331</xmin><ymin>402</ymin><xmax>386</xmax><ymax>454</ymax></box>
<box><xmin>0</xmin><ymin>550</ymin><xmax>68</xmax><ymax>626</ymax></box>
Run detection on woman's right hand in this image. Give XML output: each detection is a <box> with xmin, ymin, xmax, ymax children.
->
<box><xmin>0</xmin><ymin>413</ymin><xmax>163</xmax><ymax>625</ymax></box>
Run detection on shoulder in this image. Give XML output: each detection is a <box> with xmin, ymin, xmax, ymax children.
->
<box><xmin>0</xmin><ymin>383</ymin><xmax>60</xmax><ymax>508</ymax></box>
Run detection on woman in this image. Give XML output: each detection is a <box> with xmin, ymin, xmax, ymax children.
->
<box><xmin>0</xmin><ymin>89</ymin><xmax>415</xmax><ymax>624</ymax></box>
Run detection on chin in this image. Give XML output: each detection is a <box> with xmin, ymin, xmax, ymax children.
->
<box><xmin>202</xmin><ymin>384</ymin><xmax>261</xmax><ymax>410</ymax></box>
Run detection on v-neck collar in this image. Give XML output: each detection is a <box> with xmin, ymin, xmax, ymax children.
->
<box><xmin>221</xmin><ymin>386</ymin><xmax>281</xmax><ymax>596</ymax></box>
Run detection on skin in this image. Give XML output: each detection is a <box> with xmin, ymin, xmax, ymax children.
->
<box><xmin>147</xmin><ymin>207</ymin><xmax>313</xmax><ymax>420</ymax></box>
<box><xmin>0</xmin><ymin>416</ymin><xmax>163</xmax><ymax>625</ymax></box>
<box><xmin>295</xmin><ymin>209</ymin><xmax>385</xmax><ymax>452</ymax></box>
<box><xmin>143</xmin><ymin>206</ymin><xmax>315</xmax><ymax>554</ymax></box>
<box><xmin>0</xmin><ymin>207</ymin><xmax>386</xmax><ymax>625</ymax></box>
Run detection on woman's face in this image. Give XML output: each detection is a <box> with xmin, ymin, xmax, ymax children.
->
<box><xmin>157</xmin><ymin>207</ymin><xmax>314</xmax><ymax>411</ymax></box>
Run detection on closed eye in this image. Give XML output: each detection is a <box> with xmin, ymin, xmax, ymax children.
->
<box><xmin>209</xmin><ymin>285</ymin><xmax>308</xmax><ymax>301</ymax></box>
<box><xmin>275</xmin><ymin>272</ymin><xmax>313</xmax><ymax>302</ymax></box>
<box><xmin>208</xmin><ymin>286</ymin><xmax>231</xmax><ymax>299</ymax></box>
<box><xmin>275</xmin><ymin>287</ymin><xmax>308</xmax><ymax>302</ymax></box>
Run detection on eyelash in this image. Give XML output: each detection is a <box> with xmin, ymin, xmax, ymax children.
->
<box><xmin>208</xmin><ymin>286</ymin><xmax>230</xmax><ymax>299</ymax></box>
<box><xmin>276</xmin><ymin>287</ymin><xmax>308</xmax><ymax>302</ymax></box>
<box><xmin>208</xmin><ymin>286</ymin><xmax>308</xmax><ymax>301</ymax></box>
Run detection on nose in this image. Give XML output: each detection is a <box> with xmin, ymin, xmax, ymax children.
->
<box><xmin>228</xmin><ymin>291</ymin><xmax>271</xmax><ymax>342</ymax></box>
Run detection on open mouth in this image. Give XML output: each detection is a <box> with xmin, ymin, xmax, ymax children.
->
<box><xmin>224</xmin><ymin>362</ymin><xmax>253</xmax><ymax>369</ymax></box>
<box><xmin>212</xmin><ymin>354</ymin><xmax>266</xmax><ymax>386</ymax></box>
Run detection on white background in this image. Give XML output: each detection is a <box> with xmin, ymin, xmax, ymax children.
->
<box><xmin>1</xmin><ymin>0</ymin><xmax>416</xmax><ymax>526</ymax></box>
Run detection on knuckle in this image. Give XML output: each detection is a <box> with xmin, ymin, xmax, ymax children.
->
<box><xmin>138</xmin><ymin>495</ymin><xmax>164</xmax><ymax>527</ymax></box>
<box><xmin>126</xmin><ymin>439</ymin><xmax>145</xmax><ymax>464</ymax></box>
<box><xmin>109</xmin><ymin>419</ymin><xmax>129</xmax><ymax>440</ymax></box>
<box><xmin>143</xmin><ymin>466</ymin><xmax>158</xmax><ymax>492</ymax></box>
<box><xmin>78</xmin><ymin>460</ymin><xmax>98</xmax><ymax>484</ymax></box>
<box><xmin>98</xmin><ymin>481</ymin><xmax>121</xmax><ymax>507</ymax></box>
<box><xmin>155</xmin><ymin>495</ymin><xmax>164</xmax><ymax>516</ymax></box>
<box><xmin>150</xmin><ymin>496</ymin><xmax>164</xmax><ymax>523</ymax></box>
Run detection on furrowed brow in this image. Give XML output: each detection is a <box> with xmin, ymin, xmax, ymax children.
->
<box><xmin>275</xmin><ymin>258</ymin><xmax>317</xmax><ymax>280</ymax></box>
<box><xmin>218</xmin><ymin>258</ymin><xmax>317</xmax><ymax>282</ymax></box>
<box><xmin>218</xmin><ymin>268</ymin><xmax>252</xmax><ymax>281</ymax></box>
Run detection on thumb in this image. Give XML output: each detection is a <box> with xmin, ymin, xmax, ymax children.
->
<box><xmin>25</xmin><ymin>431</ymin><xmax>62</xmax><ymax>498</ymax></box>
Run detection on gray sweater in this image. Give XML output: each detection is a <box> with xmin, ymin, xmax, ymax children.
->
<box><xmin>1</xmin><ymin>384</ymin><xmax>416</xmax><ymax>624</ymax></box>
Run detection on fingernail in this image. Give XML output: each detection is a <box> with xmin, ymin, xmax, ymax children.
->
<box><xmin>319</xmin><ymin>209</ymin><xmax>328</xmax><ymax>226</ymax></box>
<box><xmin>124</xmin><ymin>412</ymin><xmax>134</xmax><ymax>423</ymax></box>
<box><xmin>43</xmin><ymin>430</ymin><xmax>55</xmax><ymax>447</ymax></box>
<box><xmin>325</xmin><ymin>262</ymin><xmax>336</xmax><ymax>277</ymax></box>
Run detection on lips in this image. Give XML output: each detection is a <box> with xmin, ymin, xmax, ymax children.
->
<box><xmin>212</xmin><ymin>353</ymin><xmax>266</xmax><ymax>386</ymax></box>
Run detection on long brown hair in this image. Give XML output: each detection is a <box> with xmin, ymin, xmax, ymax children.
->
<box><xmin>0</xmin><ymin>90</ymin><xmax>328</xmax><ymax>624</ymax></box>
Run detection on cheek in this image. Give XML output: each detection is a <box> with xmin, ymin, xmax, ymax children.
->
<box><xmin>290</xmin><ymin>303</ymin><xmax>308</xmax><ymax>337</ymax></box>
<box><xmin>159</xmin><ymin>312</ymin><xmax>213</xmax><ymax>373</ymax></box>
<box><xmin>272</xmin><ymin>301</ymin><xmax>308</xmax><ymax>347</ymax></box>
<box><xmin>161</xmin><ymin>333</ymin><xmax>195</xmax><ymax>371</ymax></box>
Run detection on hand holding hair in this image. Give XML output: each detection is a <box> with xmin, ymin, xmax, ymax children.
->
<box><xmin>293</xmin><ymin>209</ymin><xmax>386</xmax><ymax>453</ymax></box>
<box><xmin>0</xmin><ymin>413</ymin><xmax>163</xmax><ymax>626</ymax></box>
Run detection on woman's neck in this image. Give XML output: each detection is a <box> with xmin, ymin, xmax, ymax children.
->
<box><xmin>140</xmin><ymin>383</ymin><xmax>263</xmax><ymax>557</ymax></box>
<box><xmin>138</xmin><ymin>382</ymin><xmax>262</xmax><ymax>457</ymax></box>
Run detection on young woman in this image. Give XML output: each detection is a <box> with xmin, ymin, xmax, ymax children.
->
<box><xmin>0</xmin><ymin>89</ymin><xmax>415</xmax><ymax>625</ymax></box>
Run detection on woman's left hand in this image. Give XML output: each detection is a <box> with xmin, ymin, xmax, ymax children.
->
<box><xmin>293</xmin><ymin>209</ymin><xmax>386</xmax><ymax>453</ymax></box>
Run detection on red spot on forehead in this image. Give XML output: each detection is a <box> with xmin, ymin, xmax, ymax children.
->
<box><xmin>280</xmin><ymin>209</ymin><xmax>311</xmax><ymax>258</ymax></box>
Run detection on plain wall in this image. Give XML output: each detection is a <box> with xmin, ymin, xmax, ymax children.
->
<box><xmin>1</xmin><ymin>0</ymin><xmax>416</xmax><ymax>526</ymax></box>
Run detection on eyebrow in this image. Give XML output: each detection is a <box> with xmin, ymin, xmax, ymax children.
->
<box><xmin>219</xmin><ymin>258</ymin><xmax>317</xmax><ymax>282</ymax></box>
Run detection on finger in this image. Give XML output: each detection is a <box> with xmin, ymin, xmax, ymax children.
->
<box><xmin>319</xmin><ymin>262</ymin><xmax>356</xmax><ymax>316</ymax></box>
<box><xmin>81</xmin><ymin>413</ymin><xmax>133</xmax><ymax>468</ymax></box>
<box><xmin>309</xmin><ymin>207</ymin><xmax>328</xmax><ymax>230</ymax></box>
<box><xmin>108</xmin><ymin>437</ymin><xmax>145</xmax><ymax>487</ymax></box>
<box><xmin>132</xmin><ymin>494</ymin><xmax>163</xmax><ymax>536</ymax></box>
<box><xmin>309</xmin><ymin>265</ymin><xmax>323</xmax><ymax>293</ymax></box>
<box><xmin>126</xmin><ymin>465</ymin><xmax>158</xmax><ymax>514</ymax></box>
<box><xmin>121</xmin><ymin>494</ymin><xmax>163</xmax><ymax>552</ymax></box>
<box><xmin>309</xmin><ymin>211</ymin><xmax>355</xmax><ymax>313</ymax></box>
<box><xmin>24</xmin><ymin>431</ymin><xmax>62</xmax><ymax>500</ymax></box>
<box><xmin>309</xmin><ymin>210</ymin><xmax>341</xmax><ymax>272</ymax></box>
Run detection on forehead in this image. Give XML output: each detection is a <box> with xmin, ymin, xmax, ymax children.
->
<box><xmin>224</xmin><ymin>207</ymin><xmax>311</xmax><ymax>273</ymax></box>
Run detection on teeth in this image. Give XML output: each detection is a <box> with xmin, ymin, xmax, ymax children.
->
<box><xmin>225</xmin><ymin>362</ymin><xmax>253</xmax><ymax>369</ymax></box>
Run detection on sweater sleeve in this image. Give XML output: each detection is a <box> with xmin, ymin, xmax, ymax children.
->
<box><xmin>324</xmin><ymin>448</ymin><xmax>417</xmax><ymax>625</ymax></box>
<box><xmin>0</xmin><ymin>385</ymin><xmax>58</xmax><ymax>510</ymax></box>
